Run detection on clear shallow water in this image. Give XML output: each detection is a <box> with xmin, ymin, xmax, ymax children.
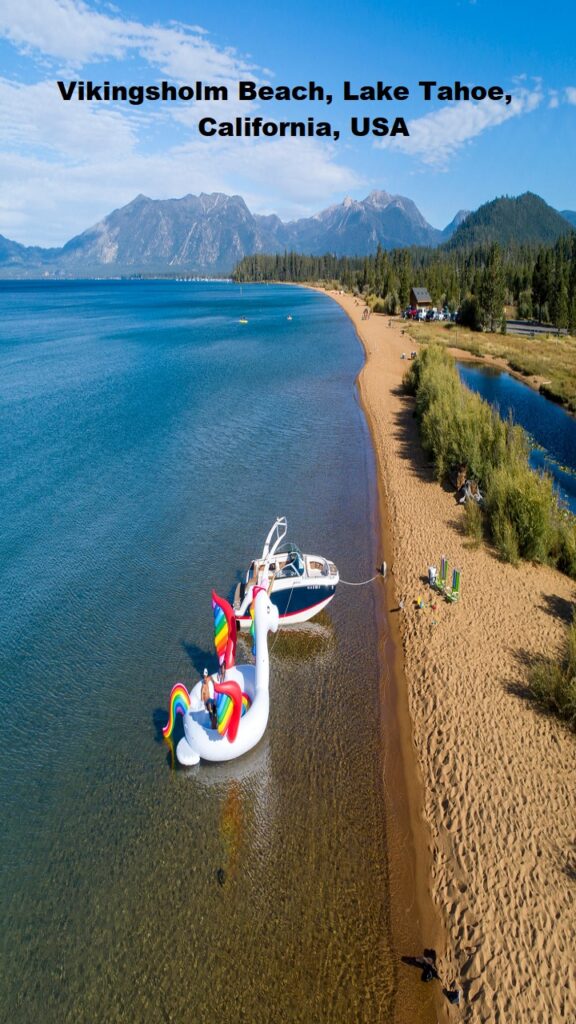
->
<box><xmin>1</xmin><ymin>281</ymin><xmax>400</xmax><ymax>1022</ymax></box>
<box><xmin>457</xmin><ymin>362</ymin><xmax>576</xmax><ymax>513</ymax></box>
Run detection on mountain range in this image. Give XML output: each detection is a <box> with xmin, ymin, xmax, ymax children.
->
<box><xmin>0</xmin><ymin>190</ymin><xmax>573</xmax><ymax>277</ymax></box>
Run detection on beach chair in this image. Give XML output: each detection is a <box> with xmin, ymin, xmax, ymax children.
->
<box><xmin>445</xmin><ymin>568</ymin><xmax>461</xmax><ymax>603</ymax></box>
<box><xmin>435</xmin><ymin>556</ymin><xmax>448</xmax><ymax>593</ymax></box>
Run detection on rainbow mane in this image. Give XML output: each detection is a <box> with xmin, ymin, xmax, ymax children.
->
<box><xmin>216</xmin><ymin>691</ymin><xmax>251</xmax><ymax>737</ymax></box>
<box><xmin>212</xmin><ymin>591</ymin><xmax>237</xmax><ymax>668</ymax></box>
<box><xmin>163</xmin><ymin>683</ymin><xmax>191</xmax><ymax>738</ymax></box>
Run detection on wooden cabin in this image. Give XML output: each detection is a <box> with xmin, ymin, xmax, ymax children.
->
<box><xmin>410</xmin><ymin>287</ymin><xmax>432</xmax><ymax>309</ymax></box>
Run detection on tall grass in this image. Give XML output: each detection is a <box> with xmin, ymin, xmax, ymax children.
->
<box><xmin>530</xmin><ymin>614</ymin><xmax>576</xmax><ymax>729</ymax></box>
<box><xmin>404</xmin><ymin>345</ymin><xmax>576</xmax><ymax>577</ymax></box>
<box><xmin>486</xmin><ymin>463</ymin><xmax>557</xmax><ymax>564</ymax></box>
<box><xmin>463</xmin><ymin>500</ymin><xmax>483</xmax><ymax>546</ymax></box>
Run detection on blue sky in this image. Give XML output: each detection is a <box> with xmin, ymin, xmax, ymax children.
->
<box><xmin>0</xmin><ymin>0</ymin><xmax>574</xmax><ymax>246</ymax></box>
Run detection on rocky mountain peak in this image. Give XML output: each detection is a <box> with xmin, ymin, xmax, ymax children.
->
<box><xmin>0</xmin><ymin>188</ymin><xmax>508</xmax><ymax>276</ymax></box>
<box><xmin>365</xmin><ymin>189</ymin><xmax>393</xmax><ymax>208</ymax></box>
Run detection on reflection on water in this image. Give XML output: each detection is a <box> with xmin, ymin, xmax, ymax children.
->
<box><xmin>0</xmin><ymin>281</ymin><xmax>410</xmax><ymax>1023</ymax></box>
<box><xmin>240</xmin><ymin>614</ymin><xmax>336</xmax><ymax>663</ymax></box>
<box><xmin>458</xmin><ymin>361</ymin><xmax>576</xmax><ymax>512</ymax></box>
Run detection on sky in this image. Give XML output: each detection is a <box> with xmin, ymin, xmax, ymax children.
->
<box><xmin>0</xmin><ymin>0</ymin><xmax>574</xmax><ymax>246</ymax></box>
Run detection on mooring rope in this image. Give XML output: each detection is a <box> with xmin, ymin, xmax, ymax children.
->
<box><xmin>339</xmin><ymin>562</ymin><xmax>387</xmax><ymax>586</ymax></box>
<box><xmin>252</xmin><ymin>561</ymin><xmax>386</xmax><ymax>658</ymax></box>
<box><xmin>339</xmin><ymin>574</ymin><xmax>381</xmax><ymax>586</ymax></box>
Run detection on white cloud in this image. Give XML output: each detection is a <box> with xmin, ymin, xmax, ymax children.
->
<box><xmin>220</xmin><ymin>139</ymin><xmax>364</xmax><ymax>217</ymax></box>
<box><xmin>0</xmin><ymin>3</ymin><xmax>368</xmax><ymax>245</ymax></box>
<box><xmin>0</xmin><ymin>145</ymin><xmax>362</xmax><ymax>245</ymax></box>
<box><xmin>0</xmin><ymin>77</ymin><xmax>139</xmax><ymax>158</ymax></box>
<box><xmin>0</xmin><ymin>0</ymin><xmax>258</xmax><ymax>83</ymax></box>
<box><xmin>377</xmin><ymin>84</ymin><xmax>543</xmax><ymax>167</ymax></box>
<box><xmin>565</xmin><ymin>87</ymin><xmax>576</xmax><ymax>105</ymax></box>
<box><xmin>0</xmin><ymin>80</ymin><xmax>363</xmax><ymax>245</ymax></box>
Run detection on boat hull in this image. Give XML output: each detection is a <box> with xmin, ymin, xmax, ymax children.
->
<box><xmin>236</xmin><ymin>584</ymin><xmax>336</xmax><ymax>629</ymax></box>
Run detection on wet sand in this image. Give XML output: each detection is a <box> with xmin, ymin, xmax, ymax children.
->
<box><xmin>327</xmin><ymin>293</ymin><xmax>576</xmax><ymax>1023</ymax></box>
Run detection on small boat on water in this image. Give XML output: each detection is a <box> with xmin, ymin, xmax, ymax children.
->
<box><xmin>233</xmin><ymin>517</ymin><xmax>339</xmax><ymax>629</ymax></box>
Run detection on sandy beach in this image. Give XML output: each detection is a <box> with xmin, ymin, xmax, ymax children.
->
<box><xmin>328</xmin><ymin>292</ymin><xmax>576</xmax><ymax>1023</ymax></box>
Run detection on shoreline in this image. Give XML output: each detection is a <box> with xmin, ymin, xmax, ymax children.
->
<box><xmin>323</xmin><ymin>291</ymin><xmax>576</xmax><ymax>1022</ymax></box>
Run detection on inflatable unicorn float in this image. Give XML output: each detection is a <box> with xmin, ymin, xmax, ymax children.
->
<box><xmin>163</xmin><ymin>586</ymin><xmax>279</xmax><ymax>766</ymax></box>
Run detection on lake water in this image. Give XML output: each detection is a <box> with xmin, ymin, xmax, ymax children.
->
<box><xmin>0</xmin><ymin>281</ymin><xmax>417</xmax><ymax>1022</ymax></box>
<box><xmin>457</xmin><ymin>362</ymin><xmax>576</xmax><ymax>513</ymax></box>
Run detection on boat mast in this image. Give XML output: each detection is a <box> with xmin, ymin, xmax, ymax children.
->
<box><xmin>261</xmin><ymin>517</ymin><xmax>287</xmax><ymax>560</ymax></box>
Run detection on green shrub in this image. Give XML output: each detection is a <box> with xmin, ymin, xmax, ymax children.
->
<box><xmin>530</xmin><ymin>615</ymin><xmax>576</xmax><ymax>728</ymax></box>
<box><xmin>406</xmin><ymin>346</ymin><xmax>511</xmax><ymax>486</ymax></box>
<box><xmin>493</xmin><ymin>515</ymin><xmax>520</xmax><ymax>564</ymax></box>
<box><xmin>486</xmin><ymin>463</ymin><xmax>556</xmax><ymax>564</ymax></box>
<box><xmin>517</xmin><ymin>290</ymin><xmax>533</xmax><ymax>319</ymax></box>
<box><xmin>406</xmin><ymin>344</ymin><xmax>576</xmax><ymax>577</ymax></box>
<box><xmin>464</xmin><ymin>500</ymin><xmax>483</xmax><ymax>545</ymax></box>
<box><xmin>553</xmin><ymin>518</ymin><xmax>576</xmax><ymax>577</ymax></box>
<box><xmin>382</xmin><ymin>291</ymin><xmax>398</xmax><ymax>315</ymax></box>
<box><xmin>459</xmin><ymin>295</ymin><xmax>482</xmax><ymax>330</ymax></box>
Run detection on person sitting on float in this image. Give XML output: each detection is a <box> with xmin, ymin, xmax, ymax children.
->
<box><xmin>200</xmin><ymin>668</ymin><xmax>218</xmax><ymax>730</ymax></box>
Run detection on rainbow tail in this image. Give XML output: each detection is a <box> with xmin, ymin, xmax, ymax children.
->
<box><xmin>214</xmin><ymin>679</ymin><xmax>244</xmax><ymax>743</ymax></box>
<box><xmin>216</xmin><ymin>690</ymin><xmax>251</xmax><ymax>740</ymax></box>
<box><xmin>163</xmin><ymin>683</ymin><xmax>191</xmax><ymax>738</ymax></box>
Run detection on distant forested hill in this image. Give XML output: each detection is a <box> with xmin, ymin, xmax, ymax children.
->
<box><xmin>446</xmin><ymin>193</ymin><xmax>573</xmax><ymax>249</ymax></box>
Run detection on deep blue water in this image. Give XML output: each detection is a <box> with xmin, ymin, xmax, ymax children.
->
<box><xmin>457</xmin><ymin>362</ymin><xmax>576</xmax><ymax>513</ymax></box>
<box><xmin>0</xmin><ymin>281</ymin><xmax>408</xmax><ymax>1023</ymax></box>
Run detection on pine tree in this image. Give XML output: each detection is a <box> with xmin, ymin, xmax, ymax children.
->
<box><xmin>556</xmin><ymin>284</ymin><xmax>569</xmax><ymax>330</ymax></box>
<box><xmin>398</xmin><ymin>252</ymin><xmax>411</xmax><ymax>308</ymax></box>
<box><xmin>568</xmin><ymin>295</ymin><xmax>576</xmax><ymax>337</ymax></box>
<box><xmin>479</xmin><ymin>243</ymin><xmax>506</xmax><ymax>331</ymax></box>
